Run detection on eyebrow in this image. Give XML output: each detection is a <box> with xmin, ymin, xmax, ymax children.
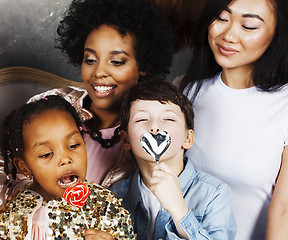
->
<box><xmin>32</xmin><ymin>131</ymin><xmax>81</xmax><ymax>149</ymax></box>
<box><xmin>242</xmin><ymin>14</ymin><xmax>264</xmax><ymax>22</ymax></box>
<box><xmin>132</xmin><ymin>109</ymin><xmax>178</xmax><ymax>117</ymax></box>
<box><xmin>225</xmin><ymin>7</ymin><xmax>264</xmax><ymax>22</ymax></box>
<box><xmin>84</xmin><ymin>48</ymin><xmax>129</xmax><ymax>56</ymax></box>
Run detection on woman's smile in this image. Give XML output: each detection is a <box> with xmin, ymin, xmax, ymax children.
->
<box><xmin>91</xmin><ymin>83</ymin><xmax>117</xmax><ymax>97</ymax></box>
<box><xmin>81</xmin><ymin>25</ymin><xmax>140</xmax><ymax>112</ymax></box>
<box><xmin>217</xmin><ymin>44</ymin><xmax>239</xmax><ymax>56</ymax></box>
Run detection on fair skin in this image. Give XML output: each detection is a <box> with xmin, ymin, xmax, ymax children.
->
<box><xmin>14</xmin><ymin>109</ymin><xmax>113</xmax><ymax>240</ymax></box>
<box><xmin>122</xmin><ymin>100</ymin><xmax>193</xmax><ymax>239</ymax></box>
<box><xmin>81</xmin><ymin>24</ymin><xmax>144</xmax><ymax>129</ymax></box>
<box><xmin>208</xmin><ymin>0</ymin><xmax>288</xmax><ymax>238</ymax></box>
<box><xmin>208</xmin><ymin>0</ymin><xmax>276</xmax><ymax>89</ymax></box>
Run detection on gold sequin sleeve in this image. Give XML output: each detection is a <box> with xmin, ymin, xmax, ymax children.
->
<box><xmin>86</xmin><ymin>183</ymin><xmax>136</xmax><ymax>239</ymax></box>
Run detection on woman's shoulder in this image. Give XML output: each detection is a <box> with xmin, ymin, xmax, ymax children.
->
<box><xmin>173</xmin><ymin>73</ymin><xmax>219</xmax><ymax>89</ymax></box>
<box><xmin>179</xmin><ymin>73</ymin><xmax>220</xmax><ymax>100</ymax></box>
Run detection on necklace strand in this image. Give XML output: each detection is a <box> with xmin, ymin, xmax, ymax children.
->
<box><xmin>84</xmin><ymin>125</ymin><xmax>121</xmax><ymax>148</ymax></box>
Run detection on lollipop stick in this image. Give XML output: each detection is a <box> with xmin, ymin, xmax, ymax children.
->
<box><xmin>81</xmin><ymin>208</ymin><xmax>89</xmax><ymax>229</ymax></box>
<box><xmin>156</xmin><ymin>157</ymin><xmax>159</xmax><ymax>163</ymax></box>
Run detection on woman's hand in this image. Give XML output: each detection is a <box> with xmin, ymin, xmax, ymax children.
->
<box><xmin>84</xmin><ymin>229</ymin><xmax>114</xmax><ymax>240</ymax></box>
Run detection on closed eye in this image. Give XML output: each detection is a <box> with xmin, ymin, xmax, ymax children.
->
<box><xmin>39</xmin><ymin>152</ymin><xmax>53</xmax><ymax>158</ymax></box>
<box><xmin>242</xmin><ymin>25</ymin><xmax>257</xmax><ymax>30</ymax></box>
<box><xmin>135</xmin><ymin>119</ymin><xmax>148</xmax><ymax>122</ymax></box>
<box><xmin>69</xmin><ymin>143</ymin><xmax>80</xmax><ymax>150</ymax></box>
<box><xmin>217</xmin><ymin>16</ymin><xmax>228</xmax><ymax>22</ymax></box>
<box><xmin>110</xmin><ymin>60</ymin><xmax>126</xmax><ymax>66</ymax></box>
<box><xmin>83</xmin><ymin>59</ymin><xmax>97</xmax><ymax>65</ymax></box>
<box><xmin>164</xmin><ymin>118</ymin><xmax>176</xmax><ymax>122</ymax></box>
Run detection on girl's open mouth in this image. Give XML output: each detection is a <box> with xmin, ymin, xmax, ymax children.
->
<box><xmin>57</xmin><ymin>174</ymin><xmax>79</xmax><ymax>188</ymax></box>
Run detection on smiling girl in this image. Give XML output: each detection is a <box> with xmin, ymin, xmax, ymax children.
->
<box><xmin>175</xmin><ymin>0</ymin><xmax>288</xmax><ymax>239</ymax></box>
<box><xmin>0</xmin><ymin>95</ymin><xmax>135</xmax><ymax>239</ymax></box>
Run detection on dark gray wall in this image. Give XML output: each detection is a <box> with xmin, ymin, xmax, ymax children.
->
<box><xmin>0</xmin><ymin>0</ymin><xmax>190</xmax><ymax>82</ymax></box>
<box><xmin>0</xmin><ymin>0</ymin><xmax>81</xmax><ymax>81</ymax></box>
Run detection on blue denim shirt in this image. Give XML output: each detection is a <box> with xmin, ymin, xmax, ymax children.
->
<box><xmin>110</xmin><ymin>157</ymin><xmax>237</xmax><ymax>240</ymax></box>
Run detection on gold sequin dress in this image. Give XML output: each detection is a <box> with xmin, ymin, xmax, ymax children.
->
<box><xmin>0</xmin><ymin>181</ymin><xmax>136</xmax><ymax>239</ymax></box>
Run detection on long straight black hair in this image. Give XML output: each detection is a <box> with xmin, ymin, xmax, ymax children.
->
<box><xmin>180</xmin><ymin>0</ymin><xmax>288</xmax><ymax>102</ymax></box>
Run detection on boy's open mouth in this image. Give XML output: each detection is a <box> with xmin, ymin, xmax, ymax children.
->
<box><xmin>57</xmin><ymin>173</ymin><xmax>79</xmax><ymax>188</ymax></box>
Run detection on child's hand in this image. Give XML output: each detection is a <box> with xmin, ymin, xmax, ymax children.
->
<box><xmin>150</xmin><ymin>163</ymin><xmax>188</xmax><ymax>222</ymax></box>
<box><xmin>150</xmin><ymin>163</ymin><xmax>189</xmax><ymax>239</ymax></box>
<box><xmin>84</xmin><ymin>229</ymin><xmax>114</xmax><ymax>240</ymax></box>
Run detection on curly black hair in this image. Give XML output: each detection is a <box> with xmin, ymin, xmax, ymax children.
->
<box><xmin>56</xmin><ymin>0</ymin><xmax>173</xmax><ymax>79</ymax></box>
<box><xmin>0</xmin><ymin>95</ymin><xmax>83</xmax><ymax>185</ymax></box>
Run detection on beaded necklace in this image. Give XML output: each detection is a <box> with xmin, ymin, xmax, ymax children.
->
<box><xmin>83</xmin><ymin>98</ymin><xmax>121</xmax><ymax>148</ymax></box>
<box><xmin>84</xmin><ymin>122</ymin><xmax>121</xmax><ymax>148</ymax></box>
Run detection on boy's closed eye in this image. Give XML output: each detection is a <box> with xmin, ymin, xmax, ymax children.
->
<box><xmin>162</xmin><ymin>112</ymin><xmax>178</xmax><ymax>122</ymax></box>
<box><xmin>164</xmin><ymin>118</ymin><xmax>176</xmax><ymax>122</ymax></box>
<box><xmin>135</xmin><ymin>118</ymin><xmax>148</xmax><ymax>123</ymax></box>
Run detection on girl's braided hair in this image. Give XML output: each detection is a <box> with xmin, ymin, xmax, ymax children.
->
<box><xmin>0</xmin><ymin>95</ymin><xmax>83</xmax><ymax>186</ymax></box>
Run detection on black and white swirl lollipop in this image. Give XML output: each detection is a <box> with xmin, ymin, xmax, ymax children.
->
<box><xmin>140</xmin><ymin>131</ymin><xmax>171</xmax><ymax>163</ymax></box>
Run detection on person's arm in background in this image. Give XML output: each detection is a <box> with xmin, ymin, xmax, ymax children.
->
<box><xmin>266</xmin><ymin>145</ymin><xmax>288</xmax><ymax>239</ymax></box>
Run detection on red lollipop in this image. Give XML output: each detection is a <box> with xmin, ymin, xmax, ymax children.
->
<box><xmin>64</xmin><ymin>183</ymin><xmax>90</xmax><ymax>208</ymax></box>
<box><xmin>64</xmin><ymin>183</ymin><xmax>90</xmax><ymax>228</ymax></box>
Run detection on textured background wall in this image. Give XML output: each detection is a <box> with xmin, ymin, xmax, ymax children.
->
<box><xmin>0</xmin><ymin>0</ymin><xmax>81</xmax><ymax>81</ymax></box>
<box><xmin>0</xmin><ymin>0</ymin><xmax>190</xmax><ymax>82</ymax></box>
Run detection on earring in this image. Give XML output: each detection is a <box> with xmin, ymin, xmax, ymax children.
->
<box><xmin>26</xmin><ymin>174</ymin><xmax>34</xmax><ymax>182</ymax></box>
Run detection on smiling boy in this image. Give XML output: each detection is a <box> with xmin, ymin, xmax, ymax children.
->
<box><xmin>110</xmin><ymin>80</ymin><xmax>237</xmax><ymax>240</ymax></box>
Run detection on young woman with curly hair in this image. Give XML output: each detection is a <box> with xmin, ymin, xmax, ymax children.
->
<box><xmin>0</xmin><ymin>0</ymin><xmax>173</xmax><ymax>209</ymax></box>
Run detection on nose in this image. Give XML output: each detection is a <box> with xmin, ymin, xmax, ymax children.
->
<box><xmin>59</xmin><ymin>151</ymin><xmax>73</xmax><ymax>167</ymax></box>
<box><xmin>222</xmin><ymin>23</ymin><xmax>239</xmax><ymax>44</ymax></box>
<box><xmin>94</xmin><ymin>61</ymin><xmax>108</xmax><ymax>78</ymax></box>
<box><xmin>149</xmin><ymin>121</ymin><xmax>161</xmax><ymax>134</ymax></box>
